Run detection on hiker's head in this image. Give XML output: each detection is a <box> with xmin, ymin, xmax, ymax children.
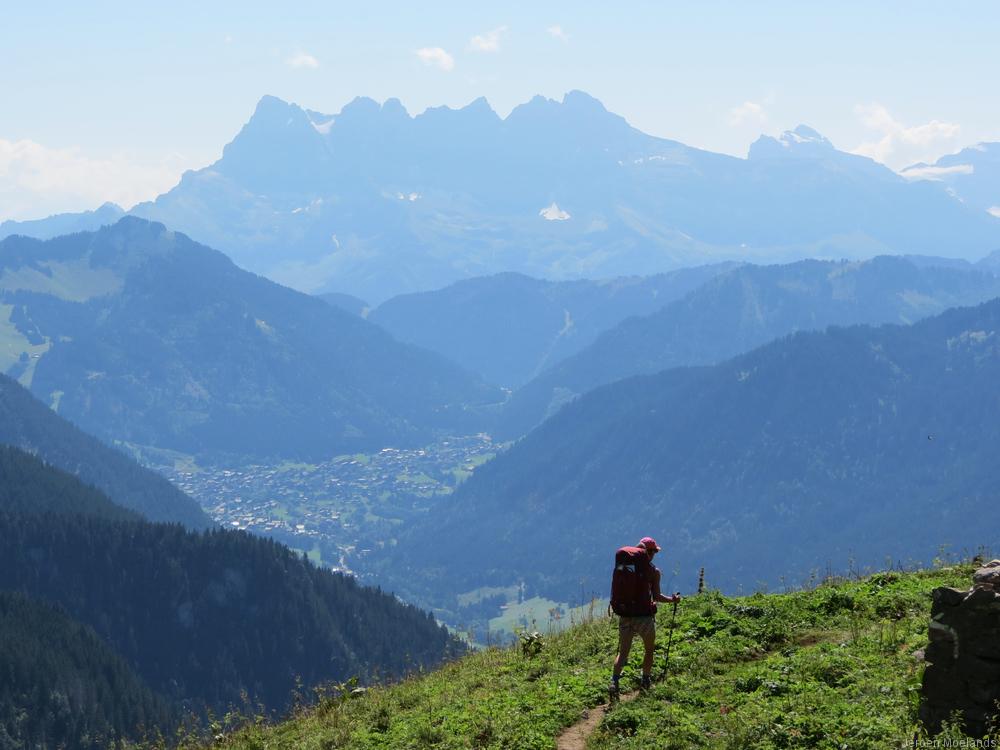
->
<box><xmin>638</xmin><ymin>537</ymin><xmax>661</xmax><ymax>557</ymax></box>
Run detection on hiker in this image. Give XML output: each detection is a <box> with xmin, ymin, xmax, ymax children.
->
<box><xmin>609</xmin><ymin>536</ymin><xmax>681</xmax><ymax>695</ymax></box>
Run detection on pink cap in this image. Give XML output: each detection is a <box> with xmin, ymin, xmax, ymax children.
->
<box><xmin>638</xmin><ymin>536</ymin><xmax>661</xmax><ymax>552</ymax></box>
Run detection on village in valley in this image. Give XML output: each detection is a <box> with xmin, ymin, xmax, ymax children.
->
<box><xmin>157</xmin><ymin>434</ymin><xmax>498</xmax><ymax>571</ymax></box>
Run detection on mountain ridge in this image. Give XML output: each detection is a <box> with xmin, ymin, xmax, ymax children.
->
<box><xmin>371</xmin><ymin>293</ymin><xmax>1000</xmax><ymax>616</ymax></box>
<box><xmin>498</xmin><ymin>255</ymin><xmax>1000</xmax><ymax>437</ymax></box>
<box><xmin>1</xmin><ymin>217</ymin><xmax>501</xmax><ymax>463</ymax></box>
<box><xmin>89</xmin><ymin>91</ymin><xmax>1000</xmax><ymax>302</ymax></box>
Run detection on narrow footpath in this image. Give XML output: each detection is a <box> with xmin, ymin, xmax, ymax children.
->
<box><xmin>555</xmin><ymin>690</ymin><xmax>639</xmax><ymax>750</ymax></box>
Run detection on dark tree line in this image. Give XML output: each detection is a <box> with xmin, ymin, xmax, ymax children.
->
<box><xmin>0</xmin><ymin>591</ymin><xmax>174</xmax><ymax>750</ymax></box>
<box><xmin>0</xmin><ymin>446</ymin><xmax>463</xmax><ymax>745</ymax></box>
<box><xmin>0</xmin><ymin>372</ymin><xmax>209</xmax><ymax>528</ymax></box>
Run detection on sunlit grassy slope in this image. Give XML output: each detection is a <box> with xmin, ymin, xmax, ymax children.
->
<box><xmin>162</xmin><ymin>564</ymin><xmax>980</xmax><ymax>749</ymax></box>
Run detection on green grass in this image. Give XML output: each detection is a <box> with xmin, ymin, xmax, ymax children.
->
<box><xmin>0</xmin><ymin>260</ymin><xmax>123</xmax><ymax>302</ymax></box>
<box><xmin>0</xmin><ymin>304</ymin><xmax>50</xmax><ymax>380</ymax></box>
<box><xmin>138</xmin><ymin>564</ymin><xmax>986</xmax><ymax>749</ymax></box>
<box><xmin>452</xmin><ymin>453</ymin><xmax>496</xmax><ymax>485</ymax></box>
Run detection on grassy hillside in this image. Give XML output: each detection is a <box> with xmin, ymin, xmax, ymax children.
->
<box><xmin>153</xmin><ymin>563</ymin><xmax>987</xmax><ymax>749</ymax></box>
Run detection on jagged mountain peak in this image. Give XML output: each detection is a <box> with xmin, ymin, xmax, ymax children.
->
<box><xmin>507</xmin><ymin>91</ymin><xmax>611</xmax><ymax>120</ymax></box>
<box><xmin>561</xmin><ymin>89</ymin><xmax>610</xmax><ymax>113</ymax></box>
<box><xmin>785</xmin><ymin>124</ymin><xmax>831</xmax><ymax>145</ymax></box>
<box><xmin>416</xmin><ymin>96</ymin><xmax>501</xmax><ymax>124</ymax></box>
<box><xmin>748</xmin><ymin>124</ymin><xmax>835</xmax><ymax>159</ymax></box>
<box><xmin>338</xmin><ymin>95</ymin><xmax>383</xmax><ymax>118</ymax></box>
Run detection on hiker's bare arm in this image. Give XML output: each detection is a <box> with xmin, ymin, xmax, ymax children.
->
<box><xmin>651</xmin><ymin>569</ymin><xmax>681</xmax><ymax>603</ymax></box>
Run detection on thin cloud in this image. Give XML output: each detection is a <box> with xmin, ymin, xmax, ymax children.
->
<box><xmin>852</xmin><ymin>103</ymin><xmax>961</xmax><ymax>170</ymax></box>
<box><xmin>547</xmin><ymin>24</ymin><xmax>569</xmax><ymax>42</ymax></box>
<box><xmin>469</xmin><ymin>26</ymin><xmax>507</xmax><ymax>53</ymax></box>
<box><xmin>900</xmin><ymin>164</ymin><xmax>974</xmax><ymax>181</ymax></box>
<box><xmin>729</xmin><ymin>100</ymin><xmax>767</xmax><ymax>127</ymax></box>
<box><xmin>286</xmin><ymin>52</ymin><xmax>319</xmax><ymax>69</ymax></box>
<box><xmin>416</xmin><ymin>47</ymin><xmax>455</xmax><ymax>71</ymax></box>
<box><xmin>540</xmin><ymin>202</ymin><xmax>571</xmax><ymax>221</ymax></box>
<box><xmin>0</xmin><ymin>138</ymin><xmax>194</xmax><ymax>221</ymax></box>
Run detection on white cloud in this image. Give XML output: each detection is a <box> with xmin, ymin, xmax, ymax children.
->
<box><xmin>547</xmin><ymin>24</ymin><xmax>569</xmax><ymax>42</ymax></box>
<box><xmin>416</xmin><ymin>47</ymin><xmax>455</xmax><ymax>71</ymax></box>
<box><xmin>899</xmin><ymin>164</ymin><xmax>974</xmax><ymax>182</ymax></box>
<box><xmin>469</xmin><ymin>26</ymin><xmax>507</xmax><ymax>52</ymax></box>
<box><xmin>729</xmin><ymin>100</ymin><xmax>767</xmax><ymax>127</ymax></box>
<box><xmin>0</xmin><ymin>138</ymin><xmax>194</xmax><ymax>222</ymax></box>
<box><xmin>540</xmin><ymin>202</ymin><xmax>570</xmax><ymax>221</ymax></box>
<box><xmin>851</xmin><ymin>103</ymin><xmax>961</xmax><ymax>170</ymax></box>
<box><xmin>286</xmin><ymin>52</ymin><xmax>319</xmax><ymax>69</ymax></box>
<box><xmin>988</xmin><ymin>207</ymin><xmax>1000</xmax><ymax>219</ymax></box>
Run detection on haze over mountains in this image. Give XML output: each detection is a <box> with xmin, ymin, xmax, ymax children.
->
<box><xmin>368</xmin><ymin>263</ymin><xmax>735</xmax><ymax>388</ymax></box>
<box><xmin>901</xmin><ymin>142</ymin><xmax>1000</xmax><ymax>218</ymax></box>
<box><xmin>376</xmin><ymin>296</ymin><xmax>1000</xmax><ymax>619</ymax></box>
<box><xmin>5</xmin><ymin>93</ymin><xmax>999</xmax><ymax>305</ymax></box>
<box><xmin>0</xmin><ymin>218</ymin><xmax>501</xmax><ymax>463</ymax></box>
<box><xmin>497</xmin><ymin>256</ymin><xmax>1000</xmax><ymax>436</ymax></box>
<box><xmin>129</xmin><ymin>96</ymin><xmax>1000</xmax><ymax>302</ymax></box>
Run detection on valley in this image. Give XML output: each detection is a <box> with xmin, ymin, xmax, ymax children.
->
<box><xmin>4</xmin><ymin>9</ymin><xmax>1000</xmax><ymax>743</ymax></box>
<box><xmin>145</xmin><ymin>434</ymin><xmax>498</xmax><ymax>571</ymax></box>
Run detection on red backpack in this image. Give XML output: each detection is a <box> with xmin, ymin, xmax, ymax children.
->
<box><xmin>610</xmin><ymin>546</ymin><xmax>654</xmax><ymax>617</ymax></box>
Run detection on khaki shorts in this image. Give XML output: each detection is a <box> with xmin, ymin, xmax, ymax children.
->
<box><xmin>618</xmin><ymin>615</ymin><xmax>655</xmax><ymax>641</ymax></box>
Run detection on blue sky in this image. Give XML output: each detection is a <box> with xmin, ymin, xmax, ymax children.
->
<box><xmin>2</xmin><ymin>1</ymin><xmax>998</xmax><ymax>220</ymax></box>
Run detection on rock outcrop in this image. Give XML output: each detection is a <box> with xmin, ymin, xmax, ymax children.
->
<box><xmin>921</xmin><ymin>560</ymin><xmax>1000</xmax><ymax>735</ymax></box>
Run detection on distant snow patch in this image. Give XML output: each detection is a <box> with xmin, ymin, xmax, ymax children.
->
<box><xmin>900</xmin><ymin>164</ymin><xmax>974</xmax><ymax>181</ymax></box>
<box><xmin>540</xmin><ymin>202</ymin><xmax>570</xmax><ymax>221</ymax></box>
<box><xmin>311</xmin><ymin>118</ymin><xmax>335</xmax><ymax>135</ymax></box>
<box><xmin>988</xmin><ymin>207</ymin><xmax>1000</xmax><ymax>219</ymax></box>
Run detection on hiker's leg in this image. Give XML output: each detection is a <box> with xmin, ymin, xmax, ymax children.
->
<box><xmin>640</xmin><ymin>621</ymin><xmax>656</xmax><ymax>678</ymax></box>
<box><xmin>613</xmin><ymin>622</ymin><xmax>633</xmax><ymax>677</ymax></box>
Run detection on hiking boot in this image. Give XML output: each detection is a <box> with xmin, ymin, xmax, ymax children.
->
<box><xmin>640</xmin><ymin>674</ymin><xmax>652</xmax><ymax>691</ymax></box>
<box><xmin>608</xmin><ymin>677</ymin><xmax>620</xmax><ymax>701</ymax></box>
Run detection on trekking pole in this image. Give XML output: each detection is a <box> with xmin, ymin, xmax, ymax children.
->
<box><xmin>662</xmin><ymin>595</ymin><xmax>680</xmax><ymax>679</ymax></box>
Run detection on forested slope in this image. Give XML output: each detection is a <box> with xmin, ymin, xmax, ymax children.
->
<box><xmin>0</xmin><ymin>446</ymin><xmax>462</xmax><ymax>733</ymax></box>
<box><xmin>377</xmin><ymin>296</ymin><xmax>1000</xmax><ymax>614</ymax></box>
<box><xmin>0</xmin><ymin>591</ymin><xmax>174</xmax><ymax>750</ymax></box>
<box><xmin>0</xmin><ymin>373</ymin><xmax>210</xmax><ymax>528</ymax></box>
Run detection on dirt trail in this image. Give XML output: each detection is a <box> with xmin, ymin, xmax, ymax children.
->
<box><xmin>555</xmin><ymin>690</ymin><xmax>638</xmax><ymax>750</ymax></box>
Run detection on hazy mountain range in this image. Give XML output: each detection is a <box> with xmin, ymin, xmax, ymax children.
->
<box><xmin>374</xmin><ymin>295</ymin><xmax>1000</xmax><ymax>616</ymax></box>
<box><xmin>0</xmin><ymin>202</ymin><xmax>125</xmax><ymax>242</ymax></box>
<box><xmin>497</xmin><ymin>256</ymin><xmax>1000</xmax><ymax>437</ymax></box>
<box><xmin>367</xmin><ymin>263</ymin><xmax>735</xmax><ymax>388</ymax></box>
<box><xmin>0</xmin><ymin>218</ymin><xmax>500</xmax><ymax>463</ymax></box>
<box><xmin>901</xmin><ymin>142</ymin><xmax>1000</xmax><ymax>218</ymax></box>
<box><xmin>4</xmin><ymin>93</ymin><xmax>999</xmax><ymax>304</ymax></box>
